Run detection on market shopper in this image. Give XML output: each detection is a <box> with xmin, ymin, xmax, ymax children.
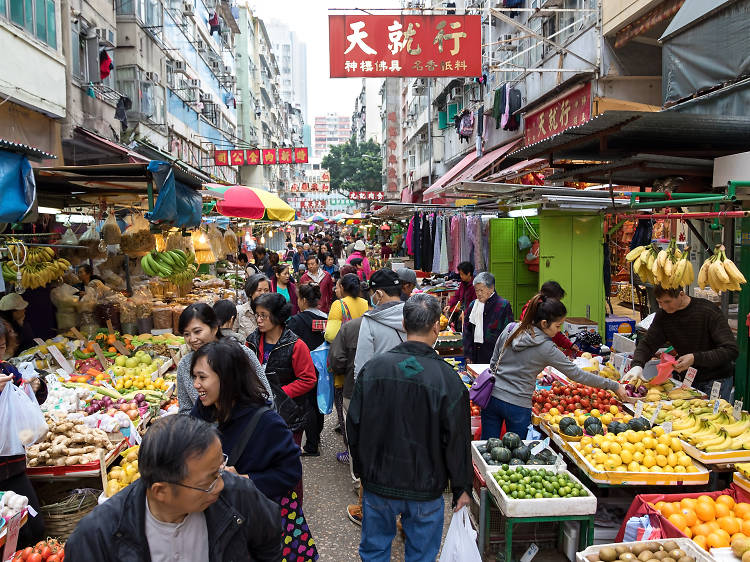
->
<box><xmin>443</xmin><ymin>261</ymin><xmax>477</xmax><ymax>319</ymax></box>
<box><xmin>322</xmin><ymin>254</ymin><xmax>339</xmax><ymax>278</ymax></box>
<box><xmin>66</xmin><ymin>415</ymin><xmax>282</xmax><ymax>561</ymax></box>
<box><xmin>287</xmin><ymin>284</ymin><xmax>328</xmax><ymax>457</ymax></box>
<box><xmin>347</xmin><ymin>293</ymin><xmax>472</xmax><ymax>561</ymax></box>
<box><xmin>292</xmin><ymin>245</ymin><xmax>307</xmax><ymax>273</ymax></box>
<box><xmin>235</xmin><ymin>273</ymin><xmax>270</xmax><ymax>340</ymax></box>
<box><xmin>520</xmin><ymin>280</ymin><xmax>580</xmax><ymax>358</ymax></box>
<box><xmin>74</xmin><ymin>263</ymin><xmax>104</xmax><ymax>291</ymax></box>
<box><xmin>253</xmin><ymin>246</ymin><xmax>274</xmax><ymax>278</ymax></box>
<box><xmin>176</xmin><ymin>303</ymin><xmax>271</xmax><ymax>414</ymax></box>
<box><xmin>324</xmin><ymin>273</ymin><xmax>369</xmax><ymax>343</ymax></box>
<box><xmin>271</xmin><ymin>264</ymin><xmax>298</xmax><ymax>315</ymax></box>
<box><xmin>397</xmin><ymin>268</ymin><xmax>418</xmax><ymax>301</ymax></box>
<box><xmin>626</xmin><ymin>285</ymin><xmax>738</xmax><ymax>401</ymax></box>
<box><xmin>346</xmin><ymin>240</ymin><xmax>372</xmax><ymax>280</ymax></box>
<box><xmin>329</xmin><ymin>315</ymin><xmax>363</xmax><ymax>466</ymax></box>
<box><xmin>299</xmin><ymin>255</ymin><xmax>334</xmax><ymax>313</ymax></box>
<box><xmin>463</xmin><ymin>272</ymin><xmax>513</xmax><ymax>364</ymax></box>
<box><xmin>213</xmin><ymin>299</ymin><xmax>242</xmax><ymax>342</ymax></box>
<box><xmin>483</xmin><ymin>295</ymin><xmax>630</xmax><ymax>439</ymax></box>
<box><xmin>0</xmin><ymin>293</ymin><xmax>34</xmax><ymax>355</ymax></box>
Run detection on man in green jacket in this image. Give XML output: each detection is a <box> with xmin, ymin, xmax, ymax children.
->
<box><xmin>347</xmin><ymin>293</ymin><xmax>472</xmax><ymax>561</ymax></box>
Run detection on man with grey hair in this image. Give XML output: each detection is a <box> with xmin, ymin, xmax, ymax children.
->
<box><xmin>463</xmin><ymin>271</ymin><xmax>513</xmax><ymax>364</ymax></box>
<box><xmin>347</xmin><ymin>293</ymin><xmax>472</xmax><ymax>561</ymax></box>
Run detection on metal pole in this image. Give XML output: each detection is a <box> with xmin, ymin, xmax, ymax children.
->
<box><xmin>427</xmin><ymin>79</ymin><xmax>433</xmax><ymax>189</ymax></box>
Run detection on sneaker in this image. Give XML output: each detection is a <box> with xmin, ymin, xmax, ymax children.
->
<box><xmin>347</xmin><ymin>504</ymin><xmax>362</xmax><ymax>526</ymax></box>
<box><xmin>336</xmin><ymin>451</ymin><xmax>350</xmax><ymax>464</ymax></box>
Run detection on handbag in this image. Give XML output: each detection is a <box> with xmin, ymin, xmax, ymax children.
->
<box><xmin>310</xmin><ymin>342</ymin><xmax>333</xmax><ymax>415</ymax></box>
<box><xmin>270</xmin><ymin>382</ymin><xmax>308</xmax><ymax>433</ymax></box>
<box><xmin>468</xmin><ymin>368</ymin><xmax>495</xmax><ymax>409</ymax></box>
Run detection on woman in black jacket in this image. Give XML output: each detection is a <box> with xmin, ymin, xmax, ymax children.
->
<box><xmin>287</xmin><ymin>284</ymin><xmax>328</xmax><ymax>457</ymax></box>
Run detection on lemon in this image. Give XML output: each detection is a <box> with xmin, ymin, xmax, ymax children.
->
<box><xmin>663</xmin><ymin>465</ymin><xmax>675</xmax><ymax>473</ymax></box>
<box><xmin>687</xmin><ymin>465</ymin><xmax>699</xmax><ymax>473</ymax></box>
<box><xmin>634</xmin><ymin>442</ymin><xmax>646</xmax><ymax>453</ymax></box>
<box><xmin>642</xmin><ymin>437</ymin><xmax>657</xmax><ymax>450</ymax></box>
<box><xmin>642</xmin><ymin>454</ymin><xmax>656</xmax><ymax>468</ymax></box>
<box><xmin>601</xmin><ymin>413</ymin><xmax>614</xmax><ymax>425</ymax></box>
<box><xmin>620</xmin><ymin>450</ymin><xmax>633</xmax><ymax>464</ymax></box>
<box><xmin>593</xmin><ymin>451</ymin><xmax>607</xmax><ymax>465</ymax></box>
<box><xmin>626</xmin><ymin>430</ymin><xmax>641</xmax><ymax>444</ymax></box>
<box><xmin>633</xmin><ymin>451</ymin><xmax>645</xmax><ymax>463</ymax></box>
<box><xmin>655</xmin><ymin>443</ymin><xmax>670</xmax><ymax>456</ymax></box>
<box><xmin>627</xmin><ymin>461</ymin><xmax>640</xmax><ymax>472</ymax></box>
<box><xmin>590</xmin><ymin>408</ymin><xmax>601</xmax><ymax>417</ymax></box>
<box><xmin>674</xmin><ymin>465</ymin><xmax>687</xmax><ymax>473</ymax></box>
<box><xmin>650</xmin><ymin>465</ymin><xmax>663</xmax><ymax>472</ymax></box>
<box><xmin>592</xmin><ymin>434</ymin><xmax>605</xmax><ymax>446</ymax></box>
<box><xmin>670</xmin><ymin>437</ymin><xmax>683</xmax><ymax>452</ymax></box>
<box><xmin>615</xmin><ymin>465</ymin><xmax>627</xmax><ymax>472</ymax></box>
<box><xmin>580</xmin><ymin>436</ymin><xmax>593</xmax><ymax>447</ymax></box>
<box><xmin>652</xmin><ymin>425</ymin><xmax>666</xmax><ymax>437</ymax></box>
<box><xmin>601</xmin><ymin>441</ymin><xmax>611</xmax><ymax>453</ymax></box>
<box><xmin>610</xmin><ymin>405</ymin><xmax>619</xmax><ymax>415</ymax></box>
<box><xmin>678</xmin><ymin>455</ymin><xmax>693</xmax><ymax>468</ymax></box>
<box><xmin>667</xmin><ymin>452</ymin><xmax>678</xmax><ymax>467</ymax></box>
<box><xmin>657</xmin><ymin>434</ymin><xmax>672</xmax><ymax>447</ymax></box>
<box><xmin>656</xmin><ymin>454</ymin><xmax>668</xmax><ymax>467</ymax></box>
<box><xmin>609</xmin><ymin>442</ymin><xmax>622</xmax><ymax>455</ymax></box>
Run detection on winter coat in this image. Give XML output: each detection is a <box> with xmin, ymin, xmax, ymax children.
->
<box><xmin>286</xmin><ymin>309</ymin><xmax>328</xmax><ymax>354</ymax></box>
<box><xmin>298</xmin><ymin>270</ymin><xmax>335</xmax><ymax>313</ymax></box>
<box><xmin>328</xmin><ymin>316</ymin><xmax>363</xmax><ymax>399</ymax></box>
<box><xmin>462</xmin><ymin>293</ymin><xmax>513</xmax><ymax>364</ymax></box>
<box><xmin>65</xmin><ymin>472</ymin><xmax>281</xmax><ymax>562</ymax></box>
<box><xmin>346</xmin><ymin>250</ymin><xmax>372</xmax><ymax>280</ymax></box>
<box><xmin>489</xmin><ymin>325</ymin><xmax>620</xmax><ymax>409</ymax></box>
<box><xmin>353</xmin><ymin>301</ymin><xmax>406</xmax><ymax>379</ymax></box>
<box><xmin>245</xmin><ymin>329</ymin><xmax>316</xmax><ymax>402</ymax></box>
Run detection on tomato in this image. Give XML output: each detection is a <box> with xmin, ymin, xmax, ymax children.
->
<box><xmin>24</xmin><ymin>547</ymin><xmax>34</xmax><ymax>559</ymax></box>
<box><xmin>39</xmin><ymin>546</ymin><xmax>53</xmax><ymax>559</ymax></box>
<box><xmin>27</xmin><ymin>554</ymin><xmax>42</xmax><ymax>562</ymax></box>
<box><xmin>47</xmin><ymin>556</ymin><xmax>60</xmax><ymax>562</ymax></box>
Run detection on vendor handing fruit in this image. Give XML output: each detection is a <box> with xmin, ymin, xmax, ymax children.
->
<box><xmin>624</xmin><ymin>285</ymin><xmax>738</xmax><ymax>401</ymax></box>
<box><xmin>481</xmin><ymin>295</ymin><xmax>632</xmax><ymax>440</ymax></box>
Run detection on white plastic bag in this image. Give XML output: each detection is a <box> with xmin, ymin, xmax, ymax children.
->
<box><xmin>438</xmin><ymin>506</ymin><xmax>482</xmax><ymax>562</ymax></box>
<box><xmin>0</xmin><ymin>381</ymin><xmax>48</xmax><ymax>456</ymax></box>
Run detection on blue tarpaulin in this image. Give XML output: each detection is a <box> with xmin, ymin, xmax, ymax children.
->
<box><xmin>0</xmin><ymin>150</ymin><xmax>36</xmax><ymax>222</ymax></box>
<box><xmin>146</xmin><ymin>161</ymin><xmax>201</xmax><ymax>228</ymax></box>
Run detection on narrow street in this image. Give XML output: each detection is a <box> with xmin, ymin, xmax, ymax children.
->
<box><xmin>302</xmin><ymin>416</ymin><xmax>454</xmax><ymax>560</ymax></box>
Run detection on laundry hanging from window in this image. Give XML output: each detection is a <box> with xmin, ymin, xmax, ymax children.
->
<box><xmin>208</xmin><ymin>12</ymin><xmax>220</xmax><ymax>35</ymax></box>
<box><xmin>99</xmin><ymin>50</ymin><xmax>113</xmax><ymax>80</ymax></box>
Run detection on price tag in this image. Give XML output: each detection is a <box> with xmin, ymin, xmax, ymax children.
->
<box><xmin>48</xmin><ymin>345</ymin><xmax>74</xmax><ymax>375</ymax></box>
<box><xmin>554</xmin><ymin>454</ymin><xmax>564</xmax><ymax>472</ymax></box>
<box><xmin>91</xmin><ymin>342</ymin><xmax>111</xmax><ymax>367</ymax></box>
<box><xmin>520</xmin><ymin>543</ymin><xmax>540</xmax><ymax>562</ymax></box>
<box><xmin>711</xmin><ymin>381</ymin><xmax>721</xmax><ymax>402</ymax></box>
<box><xmin>619</xmin><ymin>356</ymin><xmax>632</xmax><ymax>377</ymax></box>
<box><xmin>682</xmin><ymin>367</ymin><xmax>697</xmax><ymax>389</ymax></box>
<box><xmin>70</xmin><ymin>327</ymin><xmax>86</xmax><ymax>341</ymax></box>
<box><xmin>634</xmin><ymin>401</ymin><xmax>644</xmax><ymax>418</ymax></box>
<box><xmin>734</xmin><ymin>400</ymin><xmax>744</xmax><ymax>421</ymax></box>
<box><xmin>106</xmin><ymin>319</ymin><xmax>115</xmax><ymax>334</ymax></box>
<box><xmin>713</xmin><ymin>399</ymin><xmax>721</xmax><ymax>415</ymax></box>
<box><xmin>45</xmin><ymin>373</ymin><xmax>58</xmax><ymax>386</ymax></box>
<box><xmin>33</xmin><ymin>337</ymin><xmax>46</xmax><ymax>347</ymax></box>
<box><xmin>2</xmin><ymin>510</ymin><xmax>24</xmax><ymax>560</ymax></box>
<box><xmin>661</xmin><ymin>421</ymin><xmax>673</xmax><ymax>434</ymax></box>
<box><xmin>650</xmin><ymin>401</ymin><xmax>663</xmax><ymax>426</ymax></box>
<box><xmin>531</xmin><ymin>437</ymin><xmax>550</xmax><ymax>456</ymax></box>
<box><xmin>112</xmin><ymin>340</ymin><xmax>130</xmax><ymax>356</ymax></box>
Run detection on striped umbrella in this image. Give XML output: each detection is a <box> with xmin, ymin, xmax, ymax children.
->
<box><xmin>203</xmin><ymin>183</ymin><xmax>295</xmax><ymax>221</ymax></box>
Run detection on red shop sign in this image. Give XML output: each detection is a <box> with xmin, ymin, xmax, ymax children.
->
<box><xmin>349</xmin><ymin>191</ymin><xmax>385</xmax><ymax>201</ymax></box>
<box><xmin>329</xmin><ymin>15</ymin><xmax>481</xmax><ymax>78</ymax></box>
<box><xmin>524</xmin><ymin>82</ymin><xmax>592</xmax><ymax>146</ymax></box>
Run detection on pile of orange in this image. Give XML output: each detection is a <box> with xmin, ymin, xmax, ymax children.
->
<box><xmin>653</xmin><ymin>495</ymin><xmax>750</xmax><ymax>550</ymax></box>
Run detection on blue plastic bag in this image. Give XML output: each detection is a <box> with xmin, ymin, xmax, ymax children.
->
<box><xmin>0</xmin><ymin>151</ymin><xmax>36</xmax><ymax>223</ymax></box>
<box><xmin>310</xmin><ymin>342</ymin><xmax>333</xmax><ymax>415</ymax></box>
<box><xmin>146</xmin><ymin>161</ymin><xmax>201</xmax><ymax>228</ymax></box>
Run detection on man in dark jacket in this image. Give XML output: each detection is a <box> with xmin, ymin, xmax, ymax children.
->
<box><xmin>65</xmin><ymin>415</ymin><xmax>281</xmax><ymax>561</ymax></box>
<box><xmin>347</xmin><ymin>293</ymin><xmax>472</xmax><ymax>561</ymax></box>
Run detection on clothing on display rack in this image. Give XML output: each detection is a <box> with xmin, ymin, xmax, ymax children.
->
<box><xmin>432</xmin><ymin>215</ymin><xmax>442</xmax><ymax>274</ymax></box>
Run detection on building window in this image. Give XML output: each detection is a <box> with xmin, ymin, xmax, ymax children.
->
<box><xmin>4</xmin><ymin>0</ymin><xmax>56</xmax><ymax>48</ymax></box>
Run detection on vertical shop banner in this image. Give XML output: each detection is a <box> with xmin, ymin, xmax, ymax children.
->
<box><xmin>230</xmin><ymin>150</ymin><xmax>245</xmax><ymax>166</ymax></box>
<box><xmin>279</xmin><ymin>148</ymin><xmax>293</xmax><ymax>163</ymax></box>
<box><xmin>329</xmin><ymin>15</ymin><xmax>481</xmax><ymax>77</ymax></box>
<box><xmin>524</xmin><ymin>83</ymin><xmax>592</xmax><ymax>145</ymax></box>
<box><xmin>294</xmin><ymin>147</ymin><xmax>309</xmax><ymax>163</ymax></box>
<box><xmin>246</xmin><ymin>149</ymin><xmax>261</xmax><ymax>165</ymax></box>
<box><xmin>262</xmin><ymin>149</ymin><xmax>277</xmax><ymax>165</ymax></box>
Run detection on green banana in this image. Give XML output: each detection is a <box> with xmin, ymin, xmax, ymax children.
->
<box><xmin>141</xmin><ymin>254</ymin><xmax>156</xmax><ymax>276</ymax></box>
<box><xmin>155</xmin><ymin>251</ymin><xmax>176</xmax><ymax>268</ymax></box>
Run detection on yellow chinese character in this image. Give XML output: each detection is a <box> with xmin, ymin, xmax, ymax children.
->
<box><xmin>537</xmin><ymin>112</ymin><xmax>547</xmax><ymax>137</ymax></box>
<box><xmin>548</xmin><ymin>106</ymin><xmax>558</xmax><ymax>131</ymax></box>
<box><xmin>433</xmin><ymin>21</ymin><xmax>466</xmax><ymax>56</ymax></box>
<box><xmin>559</xmin><ymin>99</ymin><xmax>570</xmax><ymax>128</ymax></box>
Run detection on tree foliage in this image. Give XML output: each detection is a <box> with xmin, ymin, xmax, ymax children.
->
<box><xmin>322</xmin><ymin>137</ymin><xmax>382</xmax><ymax>192</ymax></box>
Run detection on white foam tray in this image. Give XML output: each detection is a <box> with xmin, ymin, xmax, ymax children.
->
<box><xmin>577</xmin><ymin>538</ymin><xmax>713</xmax><ymax>562</ymax></box>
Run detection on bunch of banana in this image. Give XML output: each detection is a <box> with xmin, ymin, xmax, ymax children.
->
<box><xmin>141</xmin><ymin>249</ymin><xmax>195</xmax><ymax>279</ymax></box>
<box><xmin>22</xmin><ymin>246</ymin><xmax>56</xmax><ymax>264</ymax></box>
<box><xmin>2</xmin><ymin>261</ymin><xmax>18</xmax><ymax>282</ymax></box>
<box><xmin>625</xmin><ymin>244</ymin><xmax>659</xmax><ymax>284</ymax></box>
<box><xmin>672</xmin><ymin>402</ymin><xmax>750</xmax><ymax>451</ymax></box>
<box><xmin>627</xmin><ymin>240</ymin><xmax>693</xmax><ymax>288</ymax></box>
<box><xmin>169</xmin><ymin>263</ymin><xmax>198</xmax><ymax>286</ymax></box>
<box><xmin>697</xmin><ymin>244</ymin><xmax>746</xmax><ymax>292</ymax></box>
<box><xmin>18</xmin><ymin>258</ymin><xmax>70</xmax><ymax>289</ymax></box>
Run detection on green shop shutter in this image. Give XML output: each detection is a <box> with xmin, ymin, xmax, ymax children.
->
<box><xmin>489</xmin><ymin>218</ymin><xmax>516</xmax><ymax>311</ymax></box>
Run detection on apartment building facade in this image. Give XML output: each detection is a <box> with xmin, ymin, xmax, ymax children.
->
<box><xmin>313</xmin><ymin>113</ymin><xmax>350</xmax><ymax>159</ymax></box>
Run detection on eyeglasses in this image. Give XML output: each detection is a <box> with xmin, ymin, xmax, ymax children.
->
<box><xmin>254</xmin><ymin>313</ymin><xmax>271</xmax><ymax>320</ymax></box>
<box><xmin>171</xmin><ymin>454</ymin><xmax>228</xmax><ymax>493</ymax></box>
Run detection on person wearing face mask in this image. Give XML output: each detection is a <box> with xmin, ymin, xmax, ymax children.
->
<box><xmin>235</xmin><ymin>274</ymin><xmax>271</xmax><ymax>340</ymax></box>
<box><xmin>482</xmin><ymin>295</ymin><xmax>631</xmax><ymax>439</ymax></box>
<box><xmin>353</xmin><ymin>269</ymin><xmax>406</xmax><ymax>381</ymax></box>
<box><xmin>462</xmin><ymin>272</ymin><xmax>513</xmax><ymax>365</ymax></box>
<box><xmin>176</xmin><ymin>303</ymin><xmax>271</xmax><ymax>414</ymax></box>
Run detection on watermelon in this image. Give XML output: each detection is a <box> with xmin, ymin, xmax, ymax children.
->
<box><xmin>502</xmin><ymin>432</ymin><xmax>521</xmax><ymax>449</ymax></box>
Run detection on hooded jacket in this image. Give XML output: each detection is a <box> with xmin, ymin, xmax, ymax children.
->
<box><xmin>65</xmin><ymin>472</ymin><xmax>281</xmax><ymax>562</ymax></box>
<box><xmin>346</xmin><ymin>250</ymin><xmax>372</xmax><ymax>280</ymax></box>
<box><xmin>286</xmin><ymin>309</ymin><xmax>328</xmax><ymax>353</ymax></box>
<box><xmin>353</xmin><ymin>301</ymin><xmax>406</xmax><ymax>379</ymax></box>
<box><xmin>489</xmin><ymin>325</ymin><xmax>620</xmax><ymax>409</ymax></box>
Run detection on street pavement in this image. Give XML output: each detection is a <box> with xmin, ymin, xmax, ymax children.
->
<box><xmin>302</xmin><ymin>414</ymin><xmax>454</xmax><ymax>560</ymax></box>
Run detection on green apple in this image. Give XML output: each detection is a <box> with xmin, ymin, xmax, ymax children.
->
<box><xmin>115</xmin><ymin>355</ymin><xmax>127</xmax><ymax>367</ymax></box>
<box><xmin>112</xmin><ymin>366</ymin><xmax>126</xmax><ymax>376</ymax></box>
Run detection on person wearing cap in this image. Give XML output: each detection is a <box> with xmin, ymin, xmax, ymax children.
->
<box><xmin>0</xmin><ymin>293</ymin><xmax>34</xmax><ymax>355</ymax></box>
<box><xmin>353</xmin><ymin>269</ymin><xmax>406</xmax><ymax>381</ymax></box>
<box><xmin>397</xmin><ymin>268</ymin><xmax>418</xmax><ymax>302</ymax></box>
<box><xmin>346</xmin><ymin>240</ymin><xmax>372</xmax><ymax>281</ymax></box>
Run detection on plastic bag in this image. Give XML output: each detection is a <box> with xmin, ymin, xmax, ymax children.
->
<box><xmin>207</xmin><ymin>223</ymin><xmax>225</xmax><ymax>259</ymax></box>
<box><xmin>102</xmin><ymin>212</ymin><xmax>121</xmax><ymax>245</ymax></box>
<box><xmin>310</xmin><ymin>342</ymin><xmax>333</xmax><ymax>415</ymax></box>
<box><xmin>0</xmin><ymin>381</ymin><xmax>48</xmax><ymax>456</ymax></box>
<box><xmin>60</xmin><ymin>227</ymin><xmax>78</xmax><ymax>245</ymax></box>
<box><xmin>120</xmin><ymin>213</ymin><xmax>156</xmax><ymax>256</ymax></box>
<box><xmin>438</xmin><ymin>507</ymin><xmax>482</xmax><ymax>562</ymax></box>
<box><xmin>223</xmin><ymin>229</ymin><xmax>238</xmax><ymax>255</ymax></box>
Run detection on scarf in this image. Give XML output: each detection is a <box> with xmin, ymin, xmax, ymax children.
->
<box><xmin>307</xmin><ymin>269</ymin><xmax>325</xmax><ymax>284</ymax></box>
<box><xmin>469</xmin><ymin>300</ymin><xmax>485</xmax><ymax>344</ymax></box>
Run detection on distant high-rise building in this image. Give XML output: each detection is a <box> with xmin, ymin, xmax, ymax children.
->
<box><xmin>267</xmin><ymin>20</ymin><xmax>308</xmax><ymax>124</ymax></box>
<box><xmin>314</xmin><ymin>114</ymin><xmax>351</xmax><ymax>158</ymax></box>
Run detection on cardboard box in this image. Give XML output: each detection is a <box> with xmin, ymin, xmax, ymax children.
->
<box><xmin>563</xmin><ymin>317</ymin><xmax>598</xmax><ymax>338</ymax></box>
<box><xmin>605</xmin><ymin>316</ymin><xmax>636</xmax><ymax>346</ymax></box>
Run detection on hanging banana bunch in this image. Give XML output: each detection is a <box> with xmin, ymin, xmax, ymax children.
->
<box><xmin>2</xmin><ymin>244</ymin><xmax>71</xmax><ymax>289</ymax></box>
<box><xmin>697</xmin><ymin>244</ymin><xmax>746</xmax><ymax>292</ymax></box>
<box><xmin>625</xmin><ymin>239</ymin><xmax>693</xmax><ymax>288</ymax></box>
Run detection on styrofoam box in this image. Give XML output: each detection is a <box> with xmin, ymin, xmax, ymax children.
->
<box><xmin>576</xmin><ymin>538</ymin><xmax>712</xmax><ymax>562</ymax></box>
<box><xmin>485</xmin><ymin>464</ymin><xmax>597</xmax><ymax>518</ymax></box>
<box><xmin>471</xmin><ymin>440</ymin><xmax>566</xmax><ymax>478</ymax></box>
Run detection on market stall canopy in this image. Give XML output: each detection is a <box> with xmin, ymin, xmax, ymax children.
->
<box><xmin>308</xmin><ymin>212</ymin><xmax>328</xmax><ymax>222</ymax></box>
<box><xmin>203</xmin><ymin>183</ymin><xmax>295</xmax><ymax>221</ymax></box>
<box><xmin>422</xmin><ymin>151</ymin><xmax>476</xmax><ymax>200</ymax></box>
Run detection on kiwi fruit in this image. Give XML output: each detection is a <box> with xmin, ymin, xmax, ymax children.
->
<box><xmin>661</xmin><ymin>556</ymin><xmax>676</xmax><ymax>562</ymax></box>
<box><xmin>677</xmin><ymin>556</ymin><xmax>694</xmax><ymax>562</ymax></box>
<box><xmin>652</xmin><ymin>551</ymin><xmax>667</xmax><ymax>560</ymax></box>
<box><xmin>620</xmin><ymin>554</ymin><xmax>636</xmax><ymax>562</ymax></box>
<box><xmin>599</xmin><ymin>547</ymin><xmax>618</xmax><ymax>562</ymax></box>
<box><xmin>616</xmin><ymin>546</ymin><xmax>632</xmax><ymax>556</ymax></box>
<box><xmin>631</xmin><ymin>544</ymin><xmax>650</xmax><ymax>556</ymax></box>
<box><xmin>662</xmin><ymin>542</ymin><xmax>679</xmax><ymax>553</ymax></box>
<box><xmin>742</xmin><ymin>552</ymin><xmax>750</xmax><ymax>562</ymax></box>
<box><xmin>587</xmin><ymin>555</ymin><xmax>601</xmax><ymax>562</ymax></box>
<box><xmin>669</xmin><ymin>550</ymin><xmax>685</xmax><ymax>560</ymax></box>
<box><xmin>638</xmin><ymin>550</ymin><xmax>654</xmax><ymax>561</ymax></box>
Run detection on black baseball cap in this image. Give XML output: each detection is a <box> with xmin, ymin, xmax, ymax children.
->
<box><xmin>369</xmin><ymin>268</ymin><xmax>401</xmax><ymax>290</ymax></box>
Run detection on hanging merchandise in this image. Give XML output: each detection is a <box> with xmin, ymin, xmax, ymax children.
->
<box><xmin>99</xmin><ymin>50</ymin><xmax>113</xmax><ymax>80</ymax></box>
<box><xmin>698</xmin><ymin>244</ymin><xmax>746</xmax><ymax>292</ymax></box>
<box><xmin>525</xmin><ymin>240</ymin><xmax>540</xmax><ymax>272</ymax></box>
<box><xmin>102</xmin><ymin>210</ymin><xmax>121</xmax><ymax>245</ymax></box>
<box><xmin>4</xmin><ymin>244</ymin><xmax>70</xmax><ymax>290</ymax></box>
<box><xmin>146</xmin><ymin>161</ymin><xmax>202</xmax><ymax>228</ymax></box>
<box><xmin>0</xmin><ymin>150</ymin><xmax>36</xmax><ymax>223</ymax></box>
<box><xmin>458</xmin><ymin>110</ymin><xmax>474</xmax><ymax>142</ymax></box>
<box><xmin>79</xmin><ymin>222</ymin><xmax>106</xmax><ymax>259</ymax></box>
<box><xmin>120</xmin><ymin>212</ymin><xmax>156</xmax><ymax>257</ymax></box>
<box><xmin>206</xmin><ymin>223</ymin><xmax>225</xmax><ymax>260</ymax></box>
<box><xmin>192</xmin><ymin>229</ymin><xmax>216</xmax><ymax>264</ymax></box>
<box><xmin>223</xmin><ymin>228</ymin><xmax>238</xmax><ymax>255</ymax></box>
<box><xmin>165</xmin><ymin>229</ymin><xmax>194</xmax><ymax>254</ymax></box>
<box><xmin>60</xmin><ymin>227</ymin><xmax>79</xmax><ymax>246</ymax></box>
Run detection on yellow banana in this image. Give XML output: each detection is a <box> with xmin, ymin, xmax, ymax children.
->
<box><xmin>626</xmin><ymin>246</ymin><xmax>645</xmax><ymax>262</ymax></box>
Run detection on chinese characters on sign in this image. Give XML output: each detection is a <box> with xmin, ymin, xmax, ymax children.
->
<box><xmin>524</xmin><ymin>83</ymin><xmax>592</xmax><ymax>146</ymax></box>
<box><xmin>289</xmin><ymin>182</ymin><xmax>330</xmax><ymax>192</ymax></box>
<box><xmin>349</xmin><ymin>191</ymin><xmax>385</xmax><ymax>201</ymax></box>
<box><xmin>329</xmin><ymin>15</ymin><xmax>481</xmax><ymax>77</ymax></box>
<box><xmin>213</xmin><ymin>147</ymin><xmax>309</xmax><ymax>167</ymax></box>
<box><xmin>385</xmin><ymin>111</ymin><xmax>399</xmax><ymax>193</ymax></box>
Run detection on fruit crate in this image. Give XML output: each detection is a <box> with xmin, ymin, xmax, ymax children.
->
<box><xmin>732</xmin><ymin>472</ymin><xmax>750</xmax><ymax>495</ymax></box>
<box><xmin>472</xmin><ymin>440</ymin><xmax>566</xmax><ymax>479</ymax></box>
<box><xmin>566</xmin><ymin>442</ymin><xmax>710</xmax><ymax>486</ymax></box>
<box><xmin>26</xmin><ymin>439</ymin><xmax>127</xmax><ymax>480</ymax></box>
<box><xmin>576</xmin><ymin>538</ymin><xmax>712</xmax><ymax>562</ymax></box>
<box><xmin>679</xmin><ymin>440</ymin><xmax>750</xmax><ymax>465</ymax></box>
<box><xmin>485</xmin><ymin>465</ymin><xmax>597</xmax><ymax>518</ymax></box>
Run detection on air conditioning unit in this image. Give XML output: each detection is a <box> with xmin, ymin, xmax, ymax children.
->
<box><xmin>189</xmin><ymin>78</ymin><xmax>200</xmax><ymax>88</ymax></box>
<box><xmin>200</xmin><ymin>92</ymin><xmax>212</xmax><ymax>102</ymax></box>
<box><xmin>186</xmin><ymin>87</ymin><xmax>198</xmax><ymax>101</ymax></box>
<box><xmin>182</xmin><ymin>1</ymin><xmax>194</xmax><ymax>16</ymax></box>
<box><xmin>95</xmin><ymin>27</ymin><xmax>115</xmax><ymax>48</ymax></box>
<box><xmin>145</xmin><ymin>71</ymin><xmax>160</xmax><ymax>83</ymax></box>
<box><xmin>174</xmin><ymin>60</ymin><xmax>187</xmax><ymax>73</ymax></box>
<box><xmin>195</xmin><ymin>39</ymin><xmax>205</xmax><ymax>52</ymax></box>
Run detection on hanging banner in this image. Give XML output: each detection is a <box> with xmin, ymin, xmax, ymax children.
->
<box><xmin>212</xmin><ymin>147</ymin><xmax>309</xmax><ymax>166</ymax></box>
<box><xmin>290</xmin><ymin>182</ymin><xmax>330</xmax><ymax>192</ymax></box>
<box><xmin>329</xmin><ymin>14</ymin><xmax>482</xmax><ymax>78</ymax></box>
<box><xmin>524</xmin><ymin>83</ymin><xmax>592</xmax><ymax>145</ymax></box>
<box><xmin>246</xmin><ymin>149</ymin><xmax>261</xmax><ymax>165</ymax></box>
<box><xmin>279</xmin><ymin>148</ymin><xmax>293</xmax><ymax>163</ymax></box>
<box><xmin>349</xmin><ymin>191</ymin><xmax>385</xmax><ymax>201</ymax></box>
<box><xmin>230</xmin><ymin>150</ymin><xmax>245</xmax><ymax>166</ymax></box>
<box><xmin>294</xmin><ymin>147</ymin><xmax>309</xmax><ymax>163</ymax></box>
<box><xmin>214</xmin><ymin>150</ymin><xmax>229</xmax><ymax>166</ymax></box>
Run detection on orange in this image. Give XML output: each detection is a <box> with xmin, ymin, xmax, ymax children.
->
<box><xmin>681</xmin><ymin>498</ymin><xmax>698</xmax><ymax>510</ymax></box>
<box><xmin>668</xmin><ymin>513</ymin><xmax>688</xmax><ymax>531</ymax></box>
<box><xmin>707</xmin><ymin>531</ymin><xmax>730</xmax><ymax>549</ymax></box>
<box><xmin>735</xmin><ymin>503</ymin><xmax>750</xmax><ymax>520</ymax></box>
<box><xmin>696</xmin><ymin>501</ymin><xmax>717</xmax><ymax>522</ymax></box>
<box><xmin>717</xmin><ymin>495</ymin><xmax>736</xmax><ymax>510</ymax></box>
<box><xmin>742</xmin><ymin>518</ymin><xmax>750</xmax><ymax>533</ymax></box>
<box><xmin>716</xmin><ymin>503</ymin><xmax>732</xmax><ymax>518</ymax></box>
<box><xmin>698</xmin><ymin>495</ymin><xmax>715</xmax><ymax>505</ymax></box>
<box><xmin>707</xmin><ymin>521</ymin><xmax>722</xmax><ymax>533</ymax></box>
<box><xmin>693</xmin><ymin>535</ymin><xmax>708</xmax><ymax>550</ymax></box>
<box><xmin>661</xmin><ymin>502</ymin><xmax>678</xmax><ymax>517</ymax></box>
<box><xmin>718</xmin><ymin>516</ymin><xmax>741</xmax><ymax>536</ymax></box>
<box><xmin>655</xmin><ymin>501</ymin><xmax>667</xmax><ymax>512</ymax></box>
<box><xmin>693</xmin><ymin>523</ymin><xmax>713</xmax><ymax>537</ymax></box>
<box><xmin>681</xmin><ymin>508</ymin><xmax>698</xmax><ymax>527</ymax></box>
<box><xmin>682</xmin><ymin>526</ymin><xmax>693</xmax><ymax>538</ymax></box>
